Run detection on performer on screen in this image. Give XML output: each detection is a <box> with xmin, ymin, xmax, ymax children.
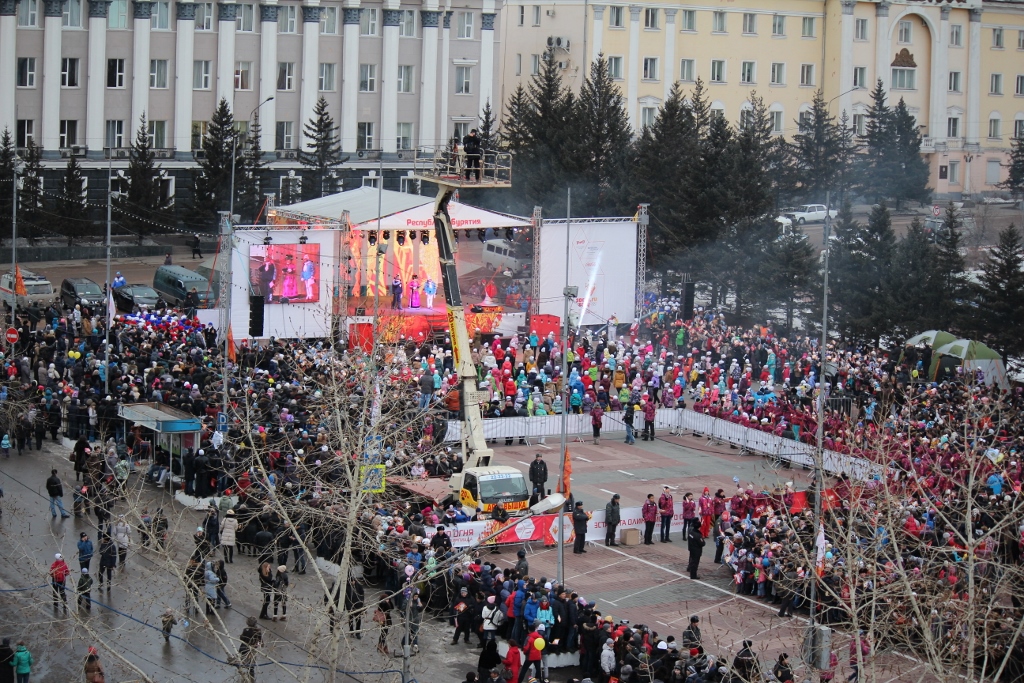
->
<box><xmin>257</xmin><ymin>258</ymin><xmax>277</xmax><ymax>302</ymax></box>
<box><xmin>281</xmin><ymin>254</ymin><xmax>298</xmax><ymax>299</ymax></box>
<box><xmin>409</xmin><ymin>275</ymin><xmax>421</xmax><ymax>308</ymax></box>
<box><xmin>300</xmin><ymin>253</ymin><xmax>316</xmax><ymax>301</ymax></box>
<box><xmin>391</xmin><ymin>276</ymin><xmax>403</xmax><ymax>309</ymax></box>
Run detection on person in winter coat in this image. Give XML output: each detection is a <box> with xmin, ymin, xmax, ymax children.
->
<box><xmin>477</xmin><ymin>640</ymin><xmax>502</xmax><ymax>680</ymax></box>
<box><xmin>45</xmin><ymin>469</ymin><xmax>70</xmax><ymax>519</ymax></box>
<box><xmin>50</xmin><ymin>553</ymin><xmax>70</xmax><ymax>608</ymax></box>
<box><xmin>258</xmin><ymin>562</ymin><xmax>274</xmax><ymax>620</ymax></box>
<box><xmin>111</xmin><ymin>516</ymin><xmax>131</xmax><ymax>568</ymax></box>
<box><xmin>687</xmin><ymin>527</ymin><xmax>705</xmax><ymax>580</ymax></box>
<box><xmin>642</xmin><ymin>400</ymin><xmax>656</xmax><ymax>440</ymax></box>
<box><xmin>658</xmin><ymin>486</ymin><xmax>674</xmax><ymax>543</ymax></box>
<box><xmin>220</xmin><ymin>510</ymin><xmax>238</xmax><ymax>563</ymax></box>
<box><xmin>600</xmin><ymin>638</ymin><xmax>617</xmax><ymax>681</ymax></box>
<box><xmin>272</xmin><ymin>565</ymin><xmax>289</xmax><ymax>621</ymax></box>
<box><xmin>732</xmin><ymin>640</ymin><xmax>760</xmax><ymax>683</ymax></box>
<box><xmin>641</xmin><ymin>494</ymin><xmax>658</xmax><ymax>545</ymax></box>
<box><xmin>214</xmin><ymin>560</ymin><xmax>231</xmax><ymax>608</ymax></box>
<box><xmin>83</xmin><ymin>649</ymin><xmax>104</xmax><ymax>683</ymax></box>
<box><xmin>76</xmin><ymin>568</ymin><xmax>93</xmax><ymax>610</ymax></box>
<box><xmin>680</xmin><ymin>493</ymin><xmax>697</xmax><ymax>540</ymax></box>
<box><xmin>481</xmin><ymin>595</ymin><xmax>501</xmax><ymax>643</ymax></box>
<box><xmin>502</xmin><ymin>639</ymin><xmax>522</xmax><ymax>683</ymax></box>
<box><xmin>591</xmin><ymin>404</ymin><xmax>604</xmax><ymax>445</ymax></box>
<box><xmin>9</xmin><ymin>641</ymin><xmax>32</xmax><ymax>683</ymax></box>
<box><xmin>98</xmin><ymin>536</ymin><xmax>116</xmax><ymax>587</ymax></box>
<box><xmin>572</xmin><ymin>502</ymin><xmax>590</xmax><ymax>554</ymax></box>
<box><xmin>604</xmin><ymin>494</ymin><xmax>621</xmax><ymax>546</ymax></box>
<box><xmin>203</xmin><ymin>562</ymin><xmax>220</xmax><ymax>615</ymax></box>
<box><xmin>344</xmin><ymin>577</ymin><xmax>365</xmax><ymax>636</ymax></box>
<box><xmin>0</xmin><ymin>638</ymin><xmax>15</xmax><ymax>683</ymax></box>
<box><xmin>518</xmin><ymin>625</ymin><xmax>545</xmax><ymax>683</ymax></box>
<box><xmin>528</xmin><ymin>454</ymin><xmax>548</xmax><ymax>496</ymax></box>
<box><xmin>77</xmin><ymin>533</ymin><xmax>94</xmax><ymax>573</ymax></box>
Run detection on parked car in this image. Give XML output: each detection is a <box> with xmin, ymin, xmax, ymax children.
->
<box><xmin>781</xmin><ymin>204</ymin><xmax>838</xmax><ymax>224</ymax></box>
<box><xmin>0</xmin><ymin>269</ymin><xmax>55</xmax><ymax>310</ymax></box>
<box><xmin>923</xmin><ymin>214</ymin><xmax>976</xmax><ymax>243</ymax></box>
<box><xmin>112</xmin><ymin>283</ymin><xmax>164</xmax><ymax>312</ymax></box>
<box><xmin>152</xmin><ymin>265</ymin><xmax>213</xmax><ymax>308</ymax></box>
<box><xmin>60</xmin><ymin>277</ymin><xmax>105</xmax><ymax>310</ymax></box>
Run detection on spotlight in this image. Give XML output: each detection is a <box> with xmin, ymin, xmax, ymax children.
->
<box><xmin>263</xmin><ymin>235</ymin><xmax>272</xmax><ymax>245</ymax></box>
<box><xmin>453</xmin><ymin>230</ymin><xmax>459</xmax><ymax>244</ymax></box>
<box><xmin>299</xmin><ymin>233</ymin><xmax>308</xmax><ymax>244</ymax></box>
<box><xmin>477</xmin><ymin>229</ymin><xmax>486</xmax><ymax>242</ymax></box>
<box><xmin>382</xmin><ymin>230</ymin><xmax>391</xmax><ymax>240</ymax></box>
<box><xmin>368</xmin><ymin>231</ymin><xmax>377</xmax><ymax>246</ymax></box>
<box><xmin>505</xmin><ymin>228</ymin><xmax>514</xmax><ymax>241</ymax></box>
<box><xmin>396</xmin><ymin>231</ymin><xmax>406</xmax><ymax>246</ymax></box>
<box><xmin>421</xmin><ymin>230</ymin><xmax>430</xmax><ymax>245</ymax></box>
<box><xmin>409</xmin><ymin>230</ymin><xmax>417</xmax><ymax>241</ymax></box>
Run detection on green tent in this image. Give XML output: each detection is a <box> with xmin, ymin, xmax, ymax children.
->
<box><xmin>899</xmin><ymin>330</ymin><xmax>957</xmax><ymax>366</ymax></box>
<box><xmin>930</xmin><ymin>338</ymin><xmax>1009</xmax><ymax>390</ymax></box>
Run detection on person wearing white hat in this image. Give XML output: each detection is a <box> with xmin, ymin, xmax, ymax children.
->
<box><xmin>49</xmin><ymin>553</ymin><xmax>70</xmax><ymax>609</ymax></box>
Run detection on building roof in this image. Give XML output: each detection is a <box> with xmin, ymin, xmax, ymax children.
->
<box><xmin>282</xmin><ymin>187</ymin><xmax>432</xmax><ymax>225</ymax></box>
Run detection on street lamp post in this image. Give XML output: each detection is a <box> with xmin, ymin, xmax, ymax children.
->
<box><xmin>9</xmin><ymin>158</ymin><xmax>20</xmax><ymax>327</ymax></box>
<box><xmin>556</xmin><ymin>188</ymin><xmax>574</xmax><ymax>586</ymax></box>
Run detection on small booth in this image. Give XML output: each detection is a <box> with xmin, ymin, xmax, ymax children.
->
<box><xmin>117</xmin><ymin>402</ymin><xmax>202</xmax><ymax>485</ymax></box>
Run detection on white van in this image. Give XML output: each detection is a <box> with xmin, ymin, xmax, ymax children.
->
<box><xmin>482</xmin><ymin>239</ymin><xmax>529</xmax><ymax>273</ymax></box>
<box><xmin>0</xmin><ymin>269</ymin><xmax>56</xmax><ymax>309</ymax></box>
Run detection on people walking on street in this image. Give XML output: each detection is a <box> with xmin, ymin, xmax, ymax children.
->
<box><xmin>83</xmin><ymin>647</ymin><xmax>104</xmax><ymax>683</ymax></box>
<box><xmin>658</xmin><ymin>486</ymin><xmax>675</xmax><ymax>542</ymax></box>
<box><xmin>849</xmin><ymin>632</ymin><xmax>871</xmax><ymax>683</ymax></box>
<box><xmin>76</xmin><ymin>568</ymin><xmax>93</xmax><ymax>611</ymax></box>
<box><xmin>623</xmin><ymin>403</ymin><xmax>637</xmax><ymax>445</ymax></box>
<box><xmin>591</xmin><ymin>404</ymin><xmax>604</xmax><ymax>445</ymax></box>
<box><xmin>714</xmin><ymin>511</ymin><xmax>731</xmax><ymax>564</ymax></box>
<box><xmin>9</xmin><ymin>641</ymin><xmax>32</xmax><ymax>683</ymax></box>
<box><xmin>97</xmin><ymin>536</ymin><xmax>116</xmax><ymax>588</ymax></box>
<box><xmin>528</xmin><ymin>454</ymin><xmax>548</xmax><ymax>498</ymax></box>
<box><xmin>161</xmin><ymin>608</ymin><xmax>178</xmax><ymax>641</ymax></box>
<box><xmin>342</xmin><ymin>577</ymin><xmax>365</xmax><ymax>636</ymax></box>
<box><xmin>641</xmin><ymin>494</ymin><xmax>658</xmax><ymax>545</ymax></box>
<box><xmin>215</xmin><ymin>560</ymin><xmax>231</xmax><ymax>608</ymax></box>
<box><xmin>272</xmin><ymin>565</ymin><xmax>289</xmax><ymax>621</ymax></box>
<box><xmin>237</xmin><ymin>617</ymin><xmax>262</xmax><ymax>681</ymax></box>
<box><xmin>258</xmin><ymin>563</ymin><xmax>273</xmax><ymax>620</ymax></box>
<box><xmin>687</xmin><ymin>526</ymin><xmax>705</xmax><ymax>580</ymax></box>
<box><xmin>77</xmin><ymin>533</ymin><xmax>94</xmax><ymax>573</ymax></box>
<box><xmin>681</xmin><ymin>492</ymin><xmax>697</xmax><ymax>540</ymax></box>
<box><xmin>190</xmin><ymin>234</ymin><xmax>203</xmax><ymax>259</ymax></box>
<box><xmin>112</xmin><ymin>515</ymin><xmax>131</xmax><ymax>569</ymax></box>
<box><xmin>572</xmin><ymin>501</ymin><xmax>589</xmax><ymax>554</ymax></box>
<box><xmin>49</xmin><ymin>553</ymin><xmax>70</xmax><ymax>609</ymax></box>
<box><xmin>45</xmin><ymin>470</ymin><xmax>70</xmax><ymax>519</ymax></box>
<box><xmin>604</xmin><ymin>494</ymin><xmax>621</xmax><ymax>546</ymax></box>
<box><xmin>642</xmin><ymin>399</ymin><xmax>656</xmax><ymax>440</ymax></box>
<box><xmin>376</xmin><ymin>595</ymin><xmax>394</xmax><ymax>655</ymax></box>
<box><xmin>203</xmin><ymin>562</ymin><xmax>220</xmax><ymax>616</ymax></box>
<box><xmin>0</xmin><ymin>638</ymin><xmax>14</xmax><ymax>682</ymax></box>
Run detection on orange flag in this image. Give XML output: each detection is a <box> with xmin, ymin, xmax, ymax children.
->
<box><xmin>226</xmin><ymin>325</ymin><xmax>237</xmax><ymax>363</ymax></box>
<box><xmin>557</xmin><ymin>447</ymin><xmax>572</xmax><ymax>496</ymax></box>
<box><xmin>13</xmin><ymin>265</ymin><xmax>27</xmax><ymax>297</ymax></box>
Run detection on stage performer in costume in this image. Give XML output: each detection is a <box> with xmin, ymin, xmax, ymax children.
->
<box><xmin>391</xmin><ymin>276</ymin><xmax>404</xmax><ymax>309</ymax></box>
<box><xmin>281</xmin><ymin>255</ymin><xmax>298</xmax><ymax>299</ymax></box>
<box><xmin>257</xmin><ymin>258</ymin><xmax>277</xmax><ymax>302</ymax></box>
<box><xmin>409</xmin><ymin>275</ymin><xmax>421</xmax><ymax>308</ymax></box>
<box><xmin>699</xmin><ymin>487</ymin><xmax>715</xmax><ymax>538</ymax></box>
<box><xmin>424</xmin><ymin>278</ymin><xmax>437</xmax><ymax>309</ymax></box>
<box><xmin>300</xmin><ymin>253</ymin><xmax>316</xmax><ymax>301</ymax></box>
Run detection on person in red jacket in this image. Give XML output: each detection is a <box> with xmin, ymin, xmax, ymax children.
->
<box><xmin>641</xmin><ymin>494</ymin><xmax>658</xmax><ymax>545</ymax></box>
<box><xmin>50</xmin><ymin>553</ymin><xmax>70</xmax><ymax>609</ymax></box>
<box><xmin>591</xmin><ymin>404</ymin><xmax>604</xmax><ymax>445</ymax></box>
<box><xmin>518</xmin><ymin>624</ymin><xmax>544</xmax><ymax>683</ymax></box>
<box><xmin>502</xmin><ymin>638</ymin><xmax>522</xmax><ymax>682</ymax></box>
<box><xmin>658</xmin><ymin>486</ymin><xmax>675</xmax><ymax>543</ymax></box>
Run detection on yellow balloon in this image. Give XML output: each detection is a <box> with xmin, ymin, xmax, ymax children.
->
<box><xmin>534</xmin><ymin>638</ymin><xmax>546</xmax><ymax>651</ymax></box>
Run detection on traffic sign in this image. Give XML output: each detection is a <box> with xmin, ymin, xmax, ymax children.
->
<box><xmin>932</xmin><ymin>205</ymin><xmax>942</xmax><ymax>217</ymax></box>
<box><xmin>5</xmin><ymin>327</ymin><xmax>18</xmax><ymax>345</ymax></box>
<box><xmin>217</xmin><ymin>412</ymin><xmax>228</xmax><ymax>432</ymax></box>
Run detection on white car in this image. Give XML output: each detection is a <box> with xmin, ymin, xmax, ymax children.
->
<box><xmin>782</xmin><ymin>204</ymin><xmax>838</xmax><ymax>224</ymax></box>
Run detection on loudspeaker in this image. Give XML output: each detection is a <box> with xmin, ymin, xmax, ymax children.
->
<box><xmin>682</xmin><ymin>282</ymin><xmax>696</xmax><ymax>321</ymax></box>
<box><xmin>249</xmin><ymin>295</ymin><xmax>265</xmax><ymax>337</ymax></box>
<box><xmin>355</xmin><ymin>307</ymin><xmax>366</xmax><ymax>316</ymax></box>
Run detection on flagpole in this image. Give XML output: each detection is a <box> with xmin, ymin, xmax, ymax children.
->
<box><xmin>104</xmin><ymin>155</ymin><xmax>112</xmax><ymax>396</ymax></box>
<box><xmin>556</xmin><ymin>188</ymin><xmax>571</xmax><ymax>586</ymax></box>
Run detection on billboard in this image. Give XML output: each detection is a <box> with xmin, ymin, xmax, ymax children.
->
<box><xmin>248</xmin><ymin>243</ymin><xmax>321</xmax><ymax>305</ymax></box>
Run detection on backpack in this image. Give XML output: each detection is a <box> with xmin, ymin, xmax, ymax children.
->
<box><xmin>489</xmin><ymin>606</ymin><xmax>506</xmax><ymax>627</ymax></box>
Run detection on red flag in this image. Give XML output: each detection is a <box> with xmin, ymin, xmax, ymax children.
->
<box><xmin>226</xmin><ymin>325</ymin><xmax>237</xmax><ymax>363</ymax></box>
<box><xmin>13</xmin><ymin>265</ymin><xmax>27</xmax><ymax>297</ymax></box>
<box><xmin>557</xmin><ymin>447</ymin><xmax>572</xmax><ymax>496</ymax></box>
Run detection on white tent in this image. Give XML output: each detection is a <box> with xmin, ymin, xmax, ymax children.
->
<box><xmin>351</xmin><ymin>201</ymin><xmax>531</xmax><ymax>231</ymax></box>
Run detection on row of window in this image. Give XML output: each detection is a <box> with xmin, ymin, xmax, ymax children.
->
<box><xmin>594</xmin><ymin>8</ymin><xmax>819</xmax><ymax>37</ymax></box>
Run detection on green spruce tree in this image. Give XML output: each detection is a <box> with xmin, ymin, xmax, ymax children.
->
<box><xmin>791</xmin><ymin>90</ymin><xmax>842</xmax><ymax>203</ymax></box>
<box><xmin>999</xmin><ymin>133</ymin><xmax>1024</xmax><ymax>202</ymax></box>
<box><xmin>933</xmin><ymin>202</ymin><xmax>969</xmax><ymax>331</ymax></box>
<box><xmin>499</xmin><ymin>85</ymin><xmax>532</xmax><ymax>154</ymax></box>
<box><xmin>880</xmin><ymin>219</ymin><xmax>938</xmax><ymax>340</ymax></box>
<box><xmin>478</xmin><ymin>101</ymin><xmax>497</xmax><ymax>152</ymax></box>
<box><xmin>858</xmin><ymin>79</ymin><xmax>895</xmax><ymax>203</ymax></box>
<box><xmin>299</xmin><ymin>96</ymin><xmax>343</xmax><ymax>199</ymax></box>
<box><xmin>17</xmin><ymin>140</ymin><xmax>45</xmax><ymax>243</ymax></box>
<box><xmin>973</xmin><ymin>224</ymin><xmax>1024</xmax><ymax>359</ymax></box>
<box><xmin>888</xmin><ymin>98</ymin><xmax>931</xmax><ymax>207</ymax></box>
<box><xmin>237</xmin><ymin>112</ymin><xmax>268</xmax><ymax>223</ymax></box>
<box><xmin>852</xmin><ymin>203</ymin><xmax>898</xmax><ymax>343</ymax></box>
<box><xmin>762</xmin><ymin>225</ymin><xmax>817</xmax><ymax>333</ymax></box>
<box><xmin>0</xmin><ymin>128</ymin><xmax>15</xmax><ymax>241</ymax></box>
<box><xmin>120</xmin><ymin>114</ymin><xmax>172</xmax><ymax>242</ymax></box>
<box><xmin>54</xmin><ymin>154</ymin><xmax>91</xmax><ymax>246</ymax></box>
<box><xmin>190</xmin><ymin>98</ymin><xmax>240</xmax><ymax>229</ymax></box>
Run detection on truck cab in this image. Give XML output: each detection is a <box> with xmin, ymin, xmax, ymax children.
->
<box><xmin>456</xmin><ymin>466</ymin><xmax>532</xmax><ymax>514</ymax></box>
<box><xmin>0</xmin><ymin>270</ymin><xmax>55</xmax><ymax>310</ymax></box>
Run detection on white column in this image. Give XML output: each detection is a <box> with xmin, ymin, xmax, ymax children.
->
<box><xmin>626</xmin><ymin>4</ymin><xmax>640</xmax><ymax>130</ymax></box>
<box><xmin>0</xmin><ymin>1</ymin><xmax>17</xmax><ymax>136</ymax></box>
<box><xmin>85</xmin><ymin>0</ymin><xmax>111</xmax><ymax>154</ymax></box>
<box><xmin>340</xmin><ymin>3</ymin><xmax>360</xmax><ymax>151</ymax></box>
<box><xmin>874</xmin><ymin>0</ymin><xmax>890</xmax><ymax>91</ymax></box>
<box><xmin>439</xmin><ymin>9</ymin><xmax>451</xmax><ymax>141</ymax></box>
<box><xmin>663</xmin><ymin>8</ymin><xmax>676</xmax><ymax>101</ymax></box>
<box><xmin>41</xmin><ymin>0</ymin><xmax>64</xmax><ymax>153</ymax></box>
<box><xmin>418</xmin><ymin>8</ymin><xmax>440</xmax><ymax>147</ymax></box>
<box><xmin>300</xmin><ymin>1</ymin><xmax>322</xmax><ymax>147</ymax></box>
<box><xmin>478</xmin><ymin>6</ymin><xmax>495</xmax><ymax>114</ymax></box>
<box><xmin>131</xmin><ymin>0</ymin><xmax>154</xmax><ymax>136</ymax></box>
<box><xmin>839</xmin><ymin>0</ymin><xmax>855</xmax><ymax>118</ymax></box>
<box><xmin>380</xmin><ymin>5</ymin><xmax>400</xmax><ymax>153</ymax></box>
<box><xmin>259</xmin><ymin>2</ymin><xmax>278</xmax><ymax>152</ymax></box>
<box><xmin>966</xmin><ymin>7</ymin><xmax>981</xmax><ymax>147</ymax></box>
<box><xmin>590</xmin><ymin>4</ymin><xmax>604</xmax><ymax>64</ymax></box>
<box><xmin>173</xmin><ymin>3</ymin><xmax>196</xmax><ymax>155</ymax></box>
<box><xmin>216</xmin><ymin>1</ymin><xmax>237</xmax><ymax>109</ymax></box>
<box><xmin>930</xmin><ymin>5</ymin><xmax>949</xmax><ymax>144</ymax></box>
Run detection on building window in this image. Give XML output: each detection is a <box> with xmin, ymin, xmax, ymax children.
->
<box><xmin>455</xmin><ymin>66</ymin><xmax>472</xmax><ymax>93</ymax></box>
<box><xmin>235</xmin><ymin>61</ymin><xmax>252</xmax><ymax>90</ymax></box>
<box><xmin>532</xmin><ymin>5</ymin><xmax>541</xmax><ymax>26</ymax></box>
<box><xmin>1019</xmin><ymin>29</ymin><xmax>1024</xmax><ymax>50</ymax></box>
<box><xmin>191</xmin><ymin>120</ymin><xmax>207</xmax><ymax>147</ymax></box>
<box><xmin>855</xmin><ymin>18</ymin><xmax>867</xmax><ymax>41</ymax></box>
<box><xmin>362</xmin><ymin>174</ymin><xmax>379</xmax><ymax>188</ymax></box>
<box><xmin>453</xmin><ymin>122</ymin><xmax>470</xmax><ymax>140</ymax></box>
<box><xmin>712</xmin><ymin>11</ymin><xmax>725</xmax><ymax>33</ymax></box>
<box><xmin>740</xmin><ymin>108</ymin><xmax>755</xmax><ymax>130</ymax></box>
<box><xmin>318</xmin><ymin>63</ymin><xmax>335</xmax><ymax>91</ymax></box>
<box><xmin>359</xmin><ymin>8</ymin><xmax>377</xmax><ymax>35</ymax></box>
<box><xmin>948</xmin><ymin>160</ymin><xmax>959</xmax><ymax>184</ymax></box>
<box><xmin>679</xmin><ymin>58</ymin><xmax>694</xmax><ymax>82</ymax></box>
<box><xmin>644</xmin><ymin>7</ymin><xmax>658</xmax><ymax>29</ymax></box>
<box><xmin>742</xmin><ymin>13</ymin><xmax>755</xmax><ymax>34</ymax></box>
<box><xmin>950</xmin><ymin>24</ymin><xmax>962</xmax><ymax>47</ymax></box>
<box><xmin>514</xmin><ymin>53</ymin><xmax>521</xmax><ymax>76</ymax></box>
<box><xmin>799</xmin><ymin>110</ymin><xmax>812</xmax><ymax>128</ymax></box>
<box><xmin>989</xmin><ymin>117</ymin><xmax>1001</xmax><ymax>138</ymax></box>
<box><xmin>16</xmin><ymin>58</ymin><xmax>36</xmax><ymax>88</ymax></box>
<box><xmin>517</xmin><ymin>5</ymin><xmax>523</xmax><ymax>26</ymax></box>
<box><xmin>1015</xmin><ymin>119</ymin><xmax>1024</xmax><ymax>139</ymax></box>
<box><xmin>400</xmin><ymin>177</ymin><xmax>418</xmax><ymax>193</ymax></box>
<box><xmin>947</xmin><ymin>116</ymin><xmax>960</xmax><ymax>138</ymax></box>
<box><xmin>898</xmin><ymin>20</ymin><xmax>911</xmax><ymax>44</ymax></box>
<box><xmin>105</xmin><ymin>119</ymin><xmax>124</xmax><ymax>148</ymax></box>
<box><xmin>359</xmin><ymin>64</ymin><xmax>376</xmax><ymax>92</ymax></box>
<box><xmin>710</xmin><ymin>106</ymin><xmax>724</xmax><ymax>121</ymax></box>
<box><xmin>987</xmin><ymin>159</ymin><xmax>1002</xmax><ymax>184</ymax></box>
<box><xmin>320</xmin><ymin>6</ymin><xmax>337</xmax><ymax>33</ymax></box>
<box><xmin>770</xmin><ymin>110</ymin><xmax>783</xmax><ymax>133</ymax></box>
<box><xmin>949</xmin><ymin>71</ymin><xmax>962</xmax><ymax>92</ymax></box>
<box><xmin>680</xmin><ymin>9</ymin><xmax>695</xmax><ymax>31</ymax></box>
<box><xmin>396</xmin><ymin>122</ymin><xmax>413</xmax><ymax>150</ymax></box>
<box><xmin>891</xmin><ymin>67</ymin><xmax>915</xmax><ymax>90</ymax></box>
<box><xmin>740</xmin><ymin>61</ymin><xmax>755</xmax><ymax>84</ymax></box>
<box><xmin>18</xmin><ymin>0</ymin><xmax>37</xmax><ymax>26</ymax></box>
<box><xmin>608</xmin><ymin>6</ymin><xmax>622</xmax><ymax>27</ymax></box>
<box><xmin>770</xmin><ymin>62</ymin><xmax>785</xmax><ymax>85</ymax></box>
<box><xmin>1016</xmin><ymin>74</ymin><xmax>1024</xmax><ymax>95</ymax></box>
<box><xmin>59</xmin><ymin>120</ymin><xmax>78</xmax><ymax>147</ymax></box>
<box><xmin>357</xmin><ymin>122</ymin><xmax>374</xmax><ymax>150</ymax></box>
<box><xmin>853</xmin><ymin>66</ymin><xmax>866</xmax><ymax>88</ymax></box>
<box><xmin>640</xmin><ymin>107</ymin><xmax>656</xmax><ymax>128</ymax></box>
<box><xmin>607</xmin><ymin>56</ymin><xmax>623</xmax><ymax>79</ymax></box>
<box><xmin>16</xmin><ymin>120</ymin><xmax>34</xmax><ymax>148</ymax></box>
<box><xmin>151</xmin><ymin>0</ymin><xmax>169</xmax><ymax>29</ymax></box>
<box><xmin>150</xmin><ymin>59</ymin><xmax>168</xmax><ymax>88</ymax></box>
<box><xmin>148</xmin><ymin>119</ymin><xmax>166</xmax><ymax>148</ymax></box>
<box><xmin>852</xmin><ymin>113</ymin><xmax>866</xmax><ymax>136</ymax></box>
<box><xmin>62</xmin><ymin>0</ymin><xmax>81</xmax><ymax>27</ymax></box>
<box><xmin>993</xmin><ymin>27</ymin><xmax>1004</xmax><ymax>48</ymax></box>
<box><xmin>801</xmin><ymin>17</ymin><xmax>815</xmax><ymax>37</ymax></box>
<box><xmin>61</xmin><ymin>58</ymin><xmax>79</xmax><ymax>87</ymax></box>
<box><xmin>107</xmin><ymin>0</ymin><xmax>126</xmax><ymax>27</ymax></box>
<box><xmin>772</xmin><ymin>14</ymin><xmax>785</xmax><ymax>36</ymax></box>
<box><xmin>457</xmin><ymin>11</ymin><xmax>473</xmax><ymax>38</ymax></box>
<box><xmin>195</xmin><ymin>2</ymin><xmax>213</xmax><ymax>30</ymax></box>
<box><xmin>642</xmin><ymin>57</ymin><xmax>659</xmax><ymax>80</ymax></box>
<box><xmin>991</xmin><ymin>73</ymin><xmax>1003</xmax><ymax>95</ymax></box>
<box><xmin>193</xmin><ymin>60</ymin><xmax>211</xmax><ymax>89</ymax></box>
<box><xmin>277</xmin><ymin>62</ymin><xmax>294</xmax><ymax>90</ymax></box>
<box><xmin>398</xmin><ymin>9</ymin><xmax>415</xmax><ymax>36</ymax></box>
<box><xmin>397</xmin><ymin>65</ymin><xmax>413</xmax><ymax>93</ymax></box>
<box><xmin>235</xmin><ymin>3</ymin><xmax>255</xmax><ymax>31</ymax></box>
<box><xmin>276</xmin><ymin>121</ymin><xmax>294</xmax><ymax>149</ymax></box>
<box><xmin>107</xmin><ymin>58</ymin><xmax>125</xmax><ymax>88</ymax></box>
<box><xmin>710</xmin><ymin>59</ymin><xmax>725</xmax><ymax>83</ymax></box>
<box><xmin>278</xmin><ymin>5</ymin><xmax>296</xmax><ymax>33</ymax></box>
<box><xmin>800</xmin><ymin>63</ymin><xmax>815</xmax><ymax>86</ymax></box>
<box><xmin>531</xmin><ymin>54</ymin><xmax>540</xmax><ymax>75</ymax></box>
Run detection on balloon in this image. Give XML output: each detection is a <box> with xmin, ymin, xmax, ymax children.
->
<box><xmin>404</xmin><ymin>565</ymin><xmax>415</xmax><ymax>577</ymax></box>
<box><xmin>534</xmin><ymin>638</ymin><xmax>546</xmax><ymax>651</ymax></box>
